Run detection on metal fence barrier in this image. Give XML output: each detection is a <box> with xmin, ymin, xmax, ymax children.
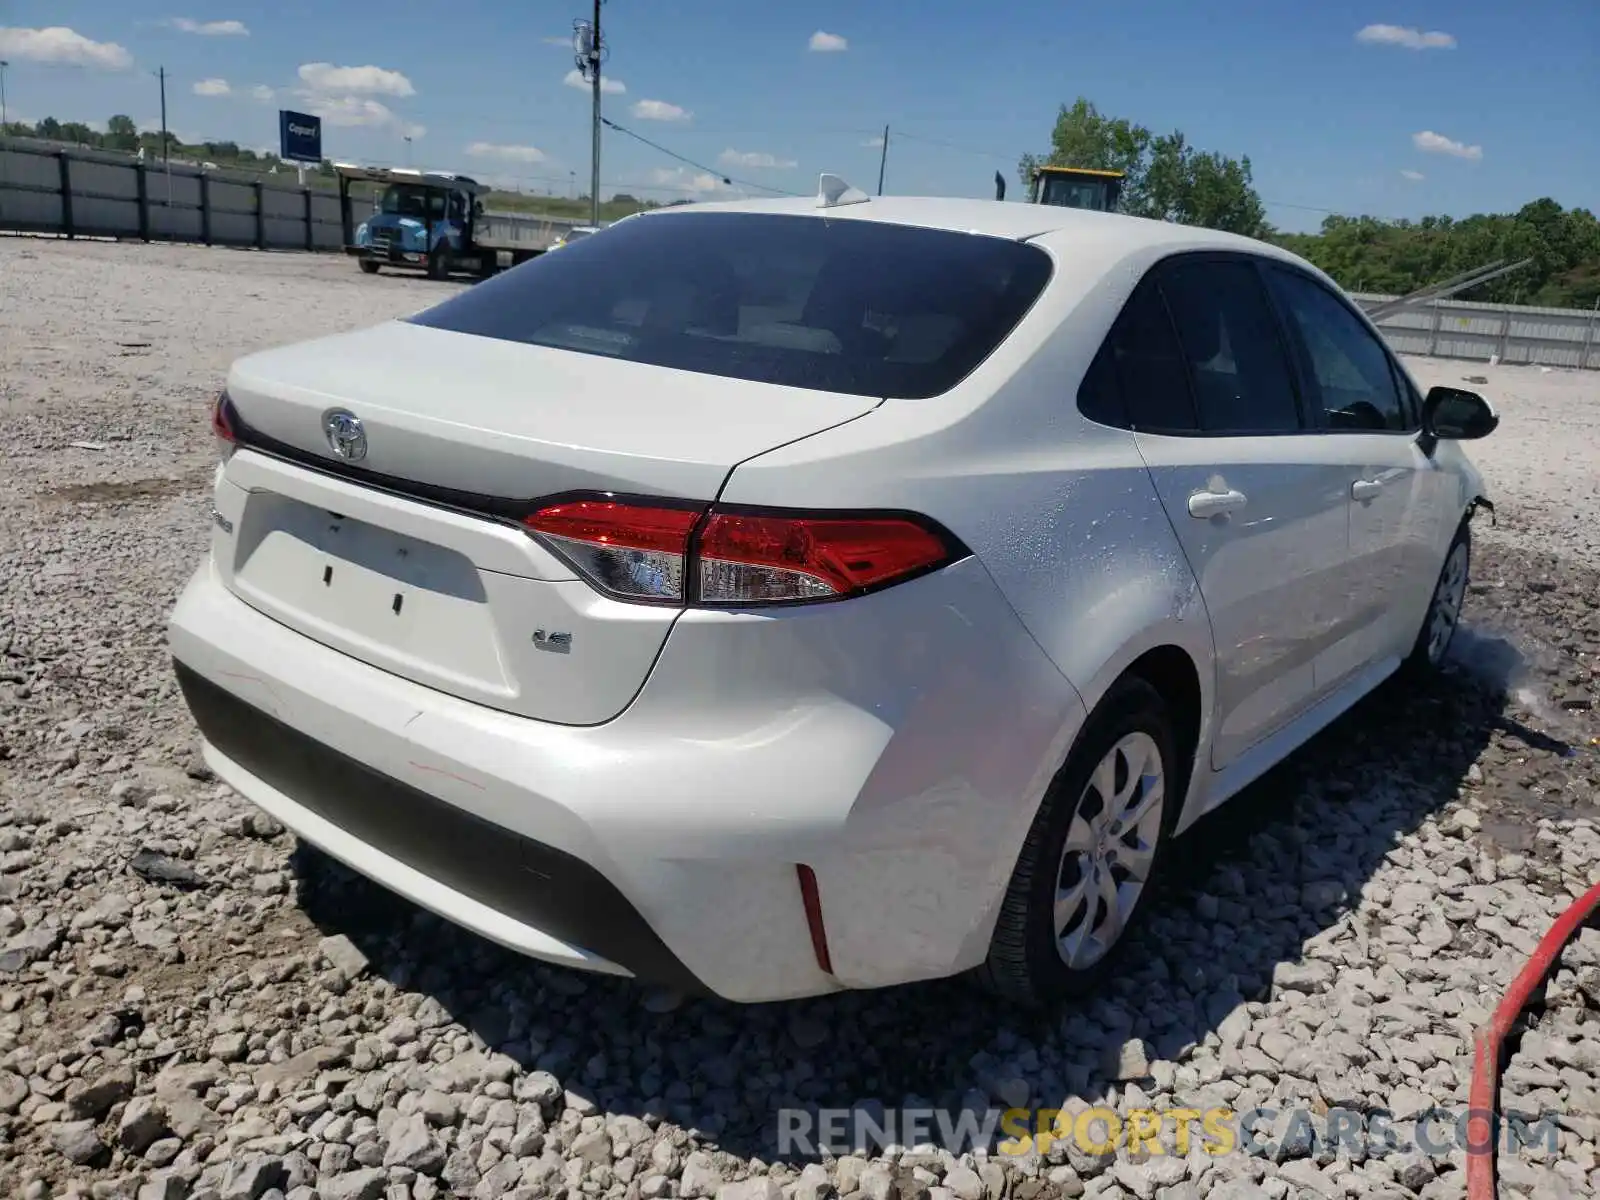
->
<box><xmin>1352</xmin><ymin>293</ymin><xmax>1598</xmax><ymax>371</ymax></box>
<box><xmin>0</xmin><ymin>139</ymin><xmax>345</xmax><ymax>251</ymax></box>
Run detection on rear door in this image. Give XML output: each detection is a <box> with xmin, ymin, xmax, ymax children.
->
<box><xmin>1120</xmin><ymin>254</ymin><xmax>1355</xmax><ymax>769</ymax></box>
<box><xmin>1259</xmin><ymin>263</ymin><xmax>1453</xmax><ymax>685</ymax></box>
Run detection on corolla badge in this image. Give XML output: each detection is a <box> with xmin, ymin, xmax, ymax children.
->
<box><xmin>322</xmin><ymin>409</ymin><xmax>367</xmax><ymax>461</ymax></box>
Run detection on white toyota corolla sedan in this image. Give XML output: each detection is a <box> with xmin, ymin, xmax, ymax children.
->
<box><xmin>168</xmin><ymin>184</ymin><xmax>1498</xmax><ymax>1005</ymax></box>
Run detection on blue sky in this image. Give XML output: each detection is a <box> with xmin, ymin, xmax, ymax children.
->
<box><xmin>2</xmin><ymin>3</ymin><xmax>1594</xmax><ymax>232</ymax></box>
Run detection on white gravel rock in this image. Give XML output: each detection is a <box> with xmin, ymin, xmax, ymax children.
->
<box><xmin>0</xmin><ymin>239</ymin><xmax>1597</xmax><ymax>1200</ymax></box>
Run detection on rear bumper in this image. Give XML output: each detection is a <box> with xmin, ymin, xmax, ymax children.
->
<box><xmin>168</xmin><ymin>554</ymin><xmax>1085</xmax><ymax>1001</ymax></box>
<box><xmin>175</xmin><ymin>661</ymin><xmax>704</xmax><ymax>993</ymax></box>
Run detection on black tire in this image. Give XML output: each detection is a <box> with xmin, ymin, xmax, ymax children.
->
<box><xmin>978</xmin><ymin>674</ymin><xmax>1181</xmax><ymax>1006</ymax></box>
<box><xmin>358</xmin><ymin>259</ymin><xmax>380</xmax><ymax>275</ymax></box>
<box><xmin>427</xmin><ymin>247</ymin><xmax>451</xmax><ymax>280</ymax></box>
<box><xmin>1403</xmin><ymin>517</ymin><xmax>1472</xmax><ymax>675</ymax></box>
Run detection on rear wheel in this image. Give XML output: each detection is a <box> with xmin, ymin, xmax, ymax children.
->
<box><xmin>1404</xmin><ymin>518</ymin><xmax>1471</xmax><ymax>674</ymax></box>
<box><xmin>358</xmin><ymin>259</ymin><xmax>380</xmax><ymax>275</ymax></box>
<box><xmin>979</xmin><ymin>675</ymin><xmax>1179</xmax><ymax>1006</ymax></box>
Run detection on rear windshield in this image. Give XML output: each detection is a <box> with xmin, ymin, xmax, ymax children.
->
<box><xmin>408</xmin><ymin>211</ymin><xmax>1053</xmax><ymax>399</ymax></box>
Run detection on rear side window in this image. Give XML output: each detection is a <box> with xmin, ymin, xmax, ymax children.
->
<box><xmin>1264</xmin><ymin>267</ymin><xmax>1410</xmax><ymax>432</ymax></box>
<box><xmin>1078</xmin><ymin>278</ymin><xmax>1197</xmax><ymax>432</ymax></box>
<box><xmin>1158</xmin><ymin>259</ymin><xmax>1303</xmax><ymax>433</ymax></box>
<box><xmin>410</xmin><ymin>212</ymin><xmax>1053</xmax><ymax>400</ymax></box>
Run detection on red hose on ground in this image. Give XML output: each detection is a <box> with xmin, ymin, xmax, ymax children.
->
<box><xmin>1465</xmin><ymin>877</ymin><xmax>1600</xmax><ymax>1200</ymax></box>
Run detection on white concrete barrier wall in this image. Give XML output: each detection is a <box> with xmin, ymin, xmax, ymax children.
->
<box><xmin>1353</xmin><ymin>293</ymin><xmax>1600</xmax><ymax>371</ymax></box>
<box><xmin>1</xmin><ymin>139</ymin><xmax>334</xmax><ymax>251</ymax></box>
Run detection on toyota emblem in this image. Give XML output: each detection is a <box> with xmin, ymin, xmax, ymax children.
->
<box><xmin>322</xmin><ymin>409</ymin><xmax>367</xmax><ymax>462</ymax></box>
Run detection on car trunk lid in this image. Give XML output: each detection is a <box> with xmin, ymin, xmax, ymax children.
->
<box><xmin>226</xmin><ymin>320</ymin><xmax>878</xmax><ymax>500</ymax></box>
<box><xmin>214</xmin><ymin>321</ymin><xmax>879</xmax><ymax>724</ymax></box>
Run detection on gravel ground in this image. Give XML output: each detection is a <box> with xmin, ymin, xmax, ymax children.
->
<box><xmin>1</xmin><ymin>238</ymin><xmax>1597</xmax><ymax>1200</ymax></box>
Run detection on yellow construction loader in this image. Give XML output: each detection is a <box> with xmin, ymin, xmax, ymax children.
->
<box><xmin>994</xmin><ymin>165</ymin><xmax>1124</xmax><ymax>212</ymax></box>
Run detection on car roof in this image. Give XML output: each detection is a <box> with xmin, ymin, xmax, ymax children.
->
<box><xmin>638</xmin><ymin>193</ymin><xmax>1319</xmax><ymax>277</ymax></box>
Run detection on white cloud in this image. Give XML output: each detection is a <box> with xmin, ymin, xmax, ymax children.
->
<box><xmin>192</xmin><ymin>78</ymin><xmax>231</xmax><ymax>97</ymax></box>
<box><xmin>1412</xmin><ymin>130</ymin><xmax>1482</xmax><ymax>161</ymax></box>
<box><xmin>1356</xmin><ymin>24</ymin><xmax>1456</xmax><ymax>50</ymax></box>
<box><xmin>631</xmin><ymin>98</ymin><xmax>690</xmax><ymax>122</ymax></box>
<box><xmin>649</xmin><ymin>167</ymin><xmax>729</xmax><ymax>195</ymax></box>
<box><xmin>719</xmin><ymin>148</ymin><xmax>797</xmax><ymax>170</ymax></box>
<box><xmin>0</xmin><ymin>26</ymin><xmax>133</xmax><ymax>69</ymax></box>
<box><xmin>542</xmin><ymin>36</ymin><xmax>573</xmax><ymax>47</ymax></box>
<box><xmin>170</xmin><ymin>18</ymin><xmax>250</xmax><ymax>37</ymax></box>
<box><xmin>466</xmin><ymin>142</ymin><xmax>547</xmax><ymax>164</ymax></box>
<box><xmin>299</xmin><ymin>93</ymin><xmax>423</xmax><ymax>140</ymax></box>
<box><xmin>564</xmin><ymin>68</ymin><xmax>626</xmax><ymax>94</ymax></box>
<box><xmin>809</xmin><ymin>31</ymin><xmax>849</xmax><ymax>52</ymax></box>
<box><xmin>861</xmin><ymin>135</ymin><xmax>885</xmax><ymax>149</ymax></box>
<box><xmin>1400</xmin><ymin>169</ymin><xmax>1425</xmax><ymax>182</ymax></box>
<box><xmin>311</xmin><ymin>95</ymin><xmax>397</xmax><ymax>126</ymax></box>
<box><xmin>297</xmin><ymin>62</ymin><xmax>415</xmax><ymax>98</ymax></box>
<box><xmin>249</xmin><ymin>85</ymin><xmax>275</xmax><ymax>102</ymax></box>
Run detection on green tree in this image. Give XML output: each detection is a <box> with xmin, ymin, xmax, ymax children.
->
<box><xmin>1019</xmin><ymin>97</ymin><xmax>1149</xmax><ymax>184</ymax></box>
<box><xmin>1021</xmin><ymin>97</ymin><xmax>1270</xmax><ymax>237</ymax></box>
<box><xmin>58</xmin><ymin>121</ymin><xmax>97</xmax><ymax>146</ymax></box>
<box><xmin>1272</xmin><ymin>201</ymin><xmax>1600</xmax><ymax>309</ymax></box>
<box><xmin>105</xmin><ymin>115</ymin><xmax>138</xmax><ymax>152</ymax></box>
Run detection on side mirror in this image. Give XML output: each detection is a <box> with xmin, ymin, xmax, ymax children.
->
<box><xmin>1421</xmin><ymin>386</ymin><xmax>1499</xmax><ymax>449</ymax></box>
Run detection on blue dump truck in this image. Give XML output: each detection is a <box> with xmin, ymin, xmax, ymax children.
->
<box><xmin>335</xmin><ymin>163</ymin><xmax>597</xmax><ymax>279</ymax></box>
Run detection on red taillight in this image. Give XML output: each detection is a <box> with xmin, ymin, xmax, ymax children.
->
<box><xmin>524</xmin><ymin>497</ymin><xmax>962</xmax><ymax>607</ymax></box>
<box><xmin>524</xmin><ymin>500</ymin><xmax>702</xmax><ymax>601</ymax></box>
<box><xmin>211</xmin><ymin>392</ymin><xmax>238</xmax><ymax>461</ymax></box>
<box><xmin>697</xmin><ymin>511</ymin><xmax>955</xmax><ymax>604</ymax></box>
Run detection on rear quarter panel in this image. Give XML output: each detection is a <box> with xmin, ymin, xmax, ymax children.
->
<box><xmin>718</xmin><ymin>233</ymin><xmax>1218</xmax><ymax>798</ymax></box>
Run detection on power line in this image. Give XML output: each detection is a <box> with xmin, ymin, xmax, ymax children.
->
<box><xmin>464</xmin><ymin>163</ymin><xmax>785</xmax><ymax>200</ymax></box>
<box><xmin>889</xmin><ymin>128</ymin><xmax>1016</xmax><ymax>164</ymax></box>
<box><xmin>490</xmin><ymin>172</ymin><xmax>770</xmax><ymax>198</ymax></box>
<box><xmin>599</xmin><ymin>116</ymin><xmax>805</xmax><ymax>196</ymax></box>
<box><xmin>1261</xmin><ymin>199</ymin><xmax>1355</xmax><ymax>216</ymax></box>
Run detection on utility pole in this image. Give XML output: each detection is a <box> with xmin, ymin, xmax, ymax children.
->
<box><xmin>588</xmin><ymin>0</ymin><xmax>603</xmax><ymax>227</ymax></box>
<box><xmin>877</xmin><ymin>125</ymin><xmax>889</xmax><ymax>195</ymax></box>
<box><xmin>157</xmin><ymin>66</ymin><xmax>172</xmax><ymax>210</ymax></box>
<box><xmin>158</xmin><ymin>67</ymin><xmax>168</xmax><ymax>164</ymax></box>
<box><xmin>1</xmin><ymin>61</ymin><xmax>10</xmax><ymax>130</ymax></box>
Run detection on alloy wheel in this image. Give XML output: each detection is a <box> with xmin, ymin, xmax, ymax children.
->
<box><xmin>1054</xmin><ymin>731</ymin><xmax>1165</xmax><ymax>970</ymax></box>
<box><xmin>1427</xmin><ymin>542</ymin><xmax>1469</xmax><ymax>665</ymax></box>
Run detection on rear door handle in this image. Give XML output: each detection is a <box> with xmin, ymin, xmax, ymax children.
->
<box><xmin>1351</xmin><ymin>479</ymin><xmax>1384</xmax><ymax>501</ymax></box>
<box><xmin>1187</xmin><ymin>488</ymin><xmax>1249</xmax><ymax>518</ymax></box>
